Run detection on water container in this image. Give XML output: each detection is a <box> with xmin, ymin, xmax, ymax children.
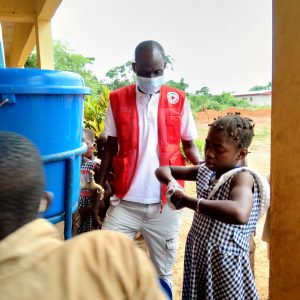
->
<box><xmin>0</xmin><ymin>68</ymin><xmax>91</xmax><ymax>239</ymax></box>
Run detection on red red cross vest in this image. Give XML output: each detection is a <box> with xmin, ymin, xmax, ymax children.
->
<box><xmin>110</xmin><ymin>84</ymin><xmax>186</xmax><ymax>203</ymax></box>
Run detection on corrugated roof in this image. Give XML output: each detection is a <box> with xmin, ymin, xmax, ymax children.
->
<box><xmin>233</xmin><ymin>90</ymin><xmax>272</xmax><ymax>97</ymax></box>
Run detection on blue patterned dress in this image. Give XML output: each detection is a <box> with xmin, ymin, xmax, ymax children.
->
<box><xmin>182</xmin><ymin>165</ymin><xmax>260</xmax><ymax>300</ymax></box>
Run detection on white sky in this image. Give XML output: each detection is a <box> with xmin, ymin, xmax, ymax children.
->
<box><xmin>51</xmin><ymin>0</ymin><xmax>272</xmax><ymax>94</ymax></box>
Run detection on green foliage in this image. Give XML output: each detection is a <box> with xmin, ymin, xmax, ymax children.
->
<box><xmin>25</xmin><ymin>40</ymin><xmax>102</xmax><ymax>100</ymax></box>
<box><xmin>195</xmin><ymin>86</ymin><xmax>210</xmax><ymax>95</ymax></box>
<box><xmin>164</xmin><ymin>54</ymin><xmax>174</xmax><ymax>70</ymax></box>
<box><xmin>103</xmin><ymin>60</ymin><xmax>134</xmax><ymax>90</ymax></box>
<box><xmin>180</xmin><ymin>139</ymin><xmax>205</xmax><ymax>163</ymax></box>
<box><xmin>194</xmin><ymin>139</ymin><xmax>205</xmax><ymax>157</ymax></box>
<box><xmin>83</xmin><ymin>85</ymin><xmax>110</xmax><ymax>137</ymax></box>
<box><xmin>24</xmin><ymin>48</ymin><xmax>37</xmax><ymax>68</ymax></box>
<box><xmin>165</xmin><ymin>78</ymin><xmax>189</xmax><ymax>91</ymax></box>
<box><xmin>251</xmin><ymin>105</ymin><xmax>271</xmax><ymax>110</ymax></box>
<box><xmin>189</xmin><ymin>92</ymin><xmax>250</xmax><ymax>112</ymax></box>
<box><xmin>25</xmin><ymin>40</ymin><xmax>109</xmax><ymax>136</ymax></box>
<box><xmin>25</xmin><ymin>39</ymin><xmax>266</xmax><ymax>140</ymax></box>
<box><xmin>249</xmin><ymin>82</ymin><xmax>272</xmax><ymax>91</ymax></box>
<box><xmin>253</xmin><ymin>127</ymin><xmax>270</xmax><ymax>141</ymax></box>
<box><xmin>103</xmin><ymin>54</ymin><xmax>175</xmax><ymax>90</ymax></box>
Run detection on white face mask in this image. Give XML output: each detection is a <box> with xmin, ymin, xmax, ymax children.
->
<box><xmin>136</xmin><ymin>75</ymin><xmax>164</xmax><ymax>95</ymax></box>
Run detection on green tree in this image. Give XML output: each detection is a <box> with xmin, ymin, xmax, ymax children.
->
<box><xmin>25</xmin><ymin>40</ymin><xmax>110</xmax><ymax>135</ymax></box>
<box><xmin>249</xmin><ymin>85</ymin><xmax>266</xmax><ymax>91</ymax></box>
<box><xmin>103</xmin><ymin>54</ymin><xmax>175</xmax><ymax>90</ymax></box>
<box><xmin>103</xmin><ymin>60</ymin><xmax>134</xmax><ymax>90</ymax></box>
<box><xmin>249</xmin><ymin>82</ymin><xmax>272</xmax><ymax>91</ymax></box>
<box><xmin>195</xmin><ymin>86</ymin><xmax>210</xmax><ymax>95</ymax></box>
<box><xmin>25</xmin><ymin>40</ymin><xmax>102</xmax><ymax>99</ymax></box>
<box><xmin>24</xmin><ymin>50</ymin><xmax>37</xmax><ymax>68</ymax></box>
<box><xmin>165</xmin><ymin>78</ymin><xmax>189</xmax><ymax>91</ymax></box>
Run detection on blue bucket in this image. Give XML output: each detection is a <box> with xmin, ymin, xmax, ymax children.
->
<box><xmin>0</xmin><ymin>68</ymin><xmax>91</xmax><ymax>238</ymax></box>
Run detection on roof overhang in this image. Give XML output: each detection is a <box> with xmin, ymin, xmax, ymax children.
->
<box><xmin>0</xmin><ymin>0</ymin><xmax>62</xmax><ymax>68</ymax></box>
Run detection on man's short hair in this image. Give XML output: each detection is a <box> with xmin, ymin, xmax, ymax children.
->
<box><xmin>0</xmin><ymin>132</ymin><xmax>44</xmax><ymax>237</ymax></box>
<box><xmin>134</xmin><ymin>40</ymin><xmax>165</xmax><ymax>62</ymax></box>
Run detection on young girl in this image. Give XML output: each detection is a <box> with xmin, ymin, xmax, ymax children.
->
<box><xmin>155</xmin><ymin>113</ymin><xmax>269</xmax><ymax>300</ymax></box>
<box><xmin>73</xmin><ymin>129</ymin><xmax>110</xmax><ymax>235</ymax></box>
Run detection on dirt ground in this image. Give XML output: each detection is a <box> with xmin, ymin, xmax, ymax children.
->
<box><xmin>173</xmin><ymin>108</ymin><xmax>271</xmax><ymax>300</ymax></box>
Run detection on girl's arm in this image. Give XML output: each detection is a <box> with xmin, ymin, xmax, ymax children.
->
<box><xmin>171</xmin><ymin>171</ymin><xmax>255</xmax><ymax>224</ymax></box>
<box><xmin>155</xmin><ymin>165</ymin><xmax>199</xmax><ymax>185</ymax></box>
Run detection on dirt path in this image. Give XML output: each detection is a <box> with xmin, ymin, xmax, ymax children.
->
<box><xmin>173</xmin><ymin>108</ymin><xmax>271</xmax><ymax>300</ymax></box>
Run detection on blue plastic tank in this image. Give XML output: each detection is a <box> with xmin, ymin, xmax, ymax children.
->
<box><xmin>0</xmin><ymin>68</ymin><xmax>91</xmax><ymax>239</ymax></box>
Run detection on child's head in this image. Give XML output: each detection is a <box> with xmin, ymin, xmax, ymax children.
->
<box><xmin>0</xmin><ymin>132</ymin><xmax>45</xmax><ymax>239</ymax></box>
<box><xmin>83</xmin><ymin>128</ymin><xmax>96</xmax><ymax>159</ymax></box>
<box><xmin>205</xmin><ymin>113</ymin><xmax>255</xmax><ymax>173</ymax></box>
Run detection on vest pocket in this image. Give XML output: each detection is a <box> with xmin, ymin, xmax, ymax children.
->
<box><xmin>166</xmin><ymin>115</ymin><xmax>181</xmax><ymax>144</ymax></box>
<box><xmin>113</xmin><ymin>156</ymin><xmax>129</xmax><ymax>195</ymax></box>
<box><xmin>117</xmin><ymin>113</ymin><xmax>131</xmax><ymax>143</ymax></box>
<box><xmin>166</xmin><ymin>115</ymin><xmax>181</xmax><ymax>125</ymax></box>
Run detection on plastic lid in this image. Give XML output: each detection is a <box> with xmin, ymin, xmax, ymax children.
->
<box><xmin>0</xmin><ymin>68</ymin><xmax>91</xmax><ymax>94</ymax></box>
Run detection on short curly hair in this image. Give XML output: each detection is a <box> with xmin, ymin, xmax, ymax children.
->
<box><xmin>209</xmin><ymin>112</ymin><xmax>255</xmax><ymax>148</ymax></box>
<box><xmin>0</xmin><ymin>132</ymin><xmax>44</xmax><ymax>239</ymax></box>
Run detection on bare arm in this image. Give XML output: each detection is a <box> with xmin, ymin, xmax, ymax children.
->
<box><xmin>182</xmin><ymin>139</ymin><xmax>202</xmax><ymax>165</ymax></box>
<box><xmin>155</xmin><ymin>165</ymin><xmax>199</xmax><ymax>185</ymax></box>
<box><xmin>98</xmin><ymin>136</ymin><xmax>118</xmax><ymax>187</ymax></box>
<box><xmin>91</xmin><ymin>136</ymin><xmax>118</xmax><ymax>226</ymax></box>
<box><xmin>170</xmin><ymin>171</ymin><xmax>255</xmax><ymax>224</ymax></box>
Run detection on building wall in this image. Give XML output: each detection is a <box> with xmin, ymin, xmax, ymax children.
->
<box><xmin>235</xmin><ymin>94</ymin><xmax>271</xmax><ymax>106</ymax></box>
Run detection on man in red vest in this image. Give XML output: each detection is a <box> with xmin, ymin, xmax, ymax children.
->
<box><xmin>98</xmin><ymin>40</ymin><xmax>201</xmax><ymax>287</ymax></box>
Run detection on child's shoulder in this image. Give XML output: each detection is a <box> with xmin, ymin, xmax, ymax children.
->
<box><xmin>198</xmin><ymin>163</ymin><xmax>214</xmax><ymax>177</ymax></box>
<box><xmin>228</xmin><ymin>167</ymin><xmax>270</xmax><ymax>218</ymax></box>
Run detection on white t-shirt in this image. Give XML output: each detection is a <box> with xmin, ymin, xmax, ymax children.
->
<box><xmin>104</xmin><ymin>88</ymin><xmax>198</xmax><ymax>204</ymax></box>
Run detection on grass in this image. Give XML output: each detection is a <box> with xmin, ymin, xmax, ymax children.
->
<box><xmin>250</xmin><ymin>105</ymin><xmax>271</xmax><ymax>110</ymax></box>
<box><xmin>251</xmin><ymin>127</ymin><xmax>271</xmax><ymax>151</ymax></box>
<box><xmin>254</xmin><ymin>127</ymin><xmax>270</xmax><ymax>140</ymax></box>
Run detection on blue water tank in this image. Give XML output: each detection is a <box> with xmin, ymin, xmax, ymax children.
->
<box><xmin>0</xmin><ymin>68</ymin><xmax>91</xmax><ymax>238</ymax></box>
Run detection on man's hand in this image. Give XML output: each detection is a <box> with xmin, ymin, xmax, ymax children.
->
<box><xmin>167</xmin><ymin>178</ymin><xmax>183</xmax><ymax>192</ymax></box>
<box><xmin>166</xmin><ymin>178</ymin><xmax>184</xmax><ymax>210</ymax></box>
<box><xmin>170</xmin><ymin>189</ymin><xmax>187</xmax><ymax>210</ymax></box>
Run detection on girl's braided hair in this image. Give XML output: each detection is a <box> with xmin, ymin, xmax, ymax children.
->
<box><xmin>209</xmin><ymin>112</ymin><xmax>255</xmax><ymax>148</ymax></box>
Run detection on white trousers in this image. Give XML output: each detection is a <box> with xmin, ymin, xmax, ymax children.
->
<box><xmin>102</xmin><ymin>200</ymin><xmax>182</xmax><ymax>286</ymax></box>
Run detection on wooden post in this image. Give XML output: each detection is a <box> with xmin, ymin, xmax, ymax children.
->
<box><xmin>270</xmin><ymin>0</ymin><xmax>300</xmax><ymax>298</ymax></box>
<box><xmin>35</xmin><ymin>18</ymin><xmax>54</xmax><ymax>69</ymax></box>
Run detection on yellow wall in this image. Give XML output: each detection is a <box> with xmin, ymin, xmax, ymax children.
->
<box><xmin>270</xmin><ymin>0</ymin><xmax>300</xmax><ymax>298</ymax></box>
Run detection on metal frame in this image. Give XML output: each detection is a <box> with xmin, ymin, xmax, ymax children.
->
<box><xmin>43</xmin><ymin>143</ymin><xmax>87</xmax><ymax>239</ymax></box>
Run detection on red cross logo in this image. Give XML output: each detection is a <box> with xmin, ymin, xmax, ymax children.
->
<box><xmin>167</xmin><ymin>92</ymin><xmax>179</xmax><ymax>104</ymax></box>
